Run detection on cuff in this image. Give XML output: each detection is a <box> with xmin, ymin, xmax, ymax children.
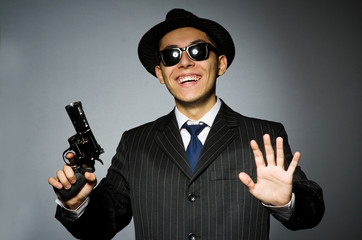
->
<box><xmin>262</xmin><ymin>193</ymin><xmax>295</xmax><ymax>221</ymax></box>
<box><xmin>55</xmin><ymin>197</ymin><xmax>89</xmax><ymax>221</ymax></box>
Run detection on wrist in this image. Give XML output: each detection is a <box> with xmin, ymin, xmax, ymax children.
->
<box><xmin>59</xmin><ymin>197</ymin><xmax>89</xmax><ymax>211</ymax></box>
<box><xmin>56</xmin><ymin>197</ymin><xmax>89</xmax><ymax>211</ymax></box>
<box><xmin>262</xmin><ymin>193</ymin><xmax>295</xmax><ymax>208</ymax></box>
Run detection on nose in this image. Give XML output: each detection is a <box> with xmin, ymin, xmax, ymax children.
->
<box><xmin>178</xmin><ymin>50</ymin><xmax>195</xmax><ymax>68</ymax></box>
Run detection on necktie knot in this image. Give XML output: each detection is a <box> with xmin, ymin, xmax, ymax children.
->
<box><xmin>183</xmin><ymin>123</ymin><xmax>207</xmax><ymax>136</ymax></box>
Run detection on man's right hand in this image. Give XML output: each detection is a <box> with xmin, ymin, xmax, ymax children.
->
<box><xmin>48</xmin><ymin>153</ymin><xmax>97</xmax><ymax>210</ymax></box>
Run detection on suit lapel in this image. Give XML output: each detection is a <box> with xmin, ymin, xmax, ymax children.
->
<box><xmin>155</xmin><ymin>111</ymin><xmax>193</xmax><ymax>179</ymax></box>
<box><xmin>191</xmin><ymin>102</ymin><xmax>239</xmax><ymax>180</ymax></box>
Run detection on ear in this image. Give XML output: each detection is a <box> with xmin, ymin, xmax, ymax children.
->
<box><xmin>155</xmin><ymin>65</ymin><xmax>165</xmax><ymax>84</ymax></box>
<box><xmin>217</xmin><ymin>55</ymin><xmax>228</xmax><ymax>76</ymax></box>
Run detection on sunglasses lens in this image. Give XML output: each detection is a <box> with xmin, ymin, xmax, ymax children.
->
<box><xmin>188</xmin><ymin>44</ymin><xmax>208</xmax><ymax>61</ymax></box>
<box><xmin>161</xmin><ymin>49</ymin><xmax>181</xmax><ymax>66</ymax></box>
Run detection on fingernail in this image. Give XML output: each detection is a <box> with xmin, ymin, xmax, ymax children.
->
<box><xmin>65</xmin><ymin>184</ymin><xmax>71</xmax><ymax>189</ymax></box>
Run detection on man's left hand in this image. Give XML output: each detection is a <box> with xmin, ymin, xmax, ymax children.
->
<box><xmin>239</xmin><ymin>134</ymin><xmax>300</xmax><ymax>206</ymax></box>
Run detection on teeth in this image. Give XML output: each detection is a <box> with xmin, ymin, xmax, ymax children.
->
<box><xmin>178</xmin><ymin>76</ymin><xmax>200</xmax><ymax>83</ymax></box>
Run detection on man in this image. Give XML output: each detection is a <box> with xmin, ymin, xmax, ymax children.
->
<box><xmin>49</xmin><ymin>9</ymin><xmax>324</xmax><ymax>239</ymax></box>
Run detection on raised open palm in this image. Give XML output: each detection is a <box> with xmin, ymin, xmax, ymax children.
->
<box><xmin>239</xmin><ymin>134</ymin><xmax>300</xmax><ymax>206</ymax></box>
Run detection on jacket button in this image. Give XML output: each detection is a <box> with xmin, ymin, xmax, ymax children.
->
<box><xmin>188</xmin><ymin>233</ymin><xmax>197</xmax><ymax>240</ymax></box>
<box><xmin>188</xmin><ymin>193</ymin><xmax>197</xmax><ymax>202</ymax></box>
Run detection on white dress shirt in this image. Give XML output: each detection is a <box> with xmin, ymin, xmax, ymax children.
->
<box><xmin>175</xmin><ymin>97</ymin><xmax>221</xmax><ymax>149</ymax></box>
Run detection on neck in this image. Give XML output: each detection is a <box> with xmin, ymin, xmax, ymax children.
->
<box><xmin>175</xmin><ymin>95</ymin><xmax>217</xmax><ymax>120</ymax></box>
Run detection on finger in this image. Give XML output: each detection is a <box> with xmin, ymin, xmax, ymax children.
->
<box><xmin>63</xmin><ymin>165</ymin><xmax>76</xmax><ymax>184</ymax></box>
<box><xmin>56</xmin><ymin>170</ymin><xmax>71</xmax><ymax>190</ymax></box>
<box><xmin>48</xmin><ymin>177</ymin><xmax>63</xmax><ymax>189</ymax></box>
<box><xmin>239</xmin><ymin>172</ymin><xmax>255</xmax><ymax>190</ymax></box>
<box><xmin>250</xmin><ymin>140</ymin><xmax>266</xmax><ymax>167</ymax></box>
<box><xmin>287</xmin><ymin>152</ymin><xmax>301</xmax><ymax>175</ymax></box>
<box><xmin>276</xmin><ymin>137</ymin><xmax>284</xmax><ymax>168</ymax></box>
<box><xmin>65</xmin><ymin>152</ymin><xmax>75</xmax><ymax>159</ymax></box>
<box><xmin>263</xmin><ymin>134</ymin><xmax>276</xmax><ymax>166</ymax></box>
<box><xmin>65</xmin><ymin>152</ymin><xmax>76</xmax><ymax>165</ymax></box>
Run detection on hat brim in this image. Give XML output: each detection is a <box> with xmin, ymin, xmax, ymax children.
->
<box><xmin>138</xmin><ymin>16</ymin><xmax>235</xmax><ymax>77</ymax></box>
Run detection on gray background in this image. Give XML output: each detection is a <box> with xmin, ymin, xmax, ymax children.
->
<box><xmin>0</xmin><ymin>0</ymin><xmax>361</xmax><ymax>239</ymax></box>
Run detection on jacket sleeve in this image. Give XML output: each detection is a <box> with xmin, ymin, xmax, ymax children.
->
<box><xmin>270</xmin><ymin>124</ymin><xmax>325</xmax><ymax>230</ymax></box>
<box><xmin>280</xmin><ymin>180</ymin><xmax>325</xmax><ymax>230</ymax></box>
<box><xmin>55</xmin><ymin>131</ymin><xmax>133</xmax><ymax>239</ymax></box>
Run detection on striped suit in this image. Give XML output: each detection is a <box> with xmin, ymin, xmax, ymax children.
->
<box><xmin>56</xmin><ymin>101</ymin><xmax>324</xmax><ymax>239</ymax></box>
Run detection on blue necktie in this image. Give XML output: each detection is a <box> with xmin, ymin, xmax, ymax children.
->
<box><xmin>183</xmin><ymin>123</ymin><xmax>207</xmax><ymax>172</ymax></box>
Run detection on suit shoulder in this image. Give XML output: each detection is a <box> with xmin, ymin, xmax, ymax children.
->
<box><xmin>124</xmin><ymin>111</ymin><xmax>173</xmax><ymax>135</ymax></box>
<box><xmin>231</xmin><ymin>112</ymin><xmax>288</xmax><ymax>140</ymax></box>
<box><xmin>219</xmin><ymin>100</ymin><xmax>284</xmax><ymax>130</ymax></box>
<box><xmin>238</xmin><ymin>114</ymin><xmax>284</xmax><ymax>129</ymax></box>
<box><xmin>228</xmin><ymin>108</ymin><xmax>286</xmax><ymax>135</ymax></box>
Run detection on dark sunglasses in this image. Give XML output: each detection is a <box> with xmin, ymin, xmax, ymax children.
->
<box><xmin>158</xmin><ymin>42</ymin><xmax>218</xmax><ymax>67</ymax></box>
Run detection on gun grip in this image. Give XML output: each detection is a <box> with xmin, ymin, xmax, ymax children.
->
<box><xmin>53</xmin><ymin>166</ymin><xmax>92</xmax><ymax>201</ymax></box>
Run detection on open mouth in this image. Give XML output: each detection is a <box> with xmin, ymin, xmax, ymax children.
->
<box><xmin>177</xmin><ymin>75</ymin><xmax>201</xmax><ymax>84</ymax></box>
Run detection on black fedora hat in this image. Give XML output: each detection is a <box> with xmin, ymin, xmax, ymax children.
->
<box><xmin>138</xmin><ymin>8</ymin><xmax>235</xmax><ymax>77</ymax></box>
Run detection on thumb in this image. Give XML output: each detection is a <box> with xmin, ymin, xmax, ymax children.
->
<box><xmin>75</xmin><ymin>172</ymin><xmax>97</xmax><ymax>201</ymax></box>
<box><xmin>239</xmin><ymin>172</ymin><xmax>255</xmax><ymax>190</ymax></box>
<box><xmin>84</xmin><ymin>172</ymin><xmax>97</xmax><ymax>187</ymax></box>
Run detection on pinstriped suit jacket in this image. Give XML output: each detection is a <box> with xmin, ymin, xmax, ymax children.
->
<box><xmin>56</xmin><ymin>101</ymin><xmax>324</xmax><ymax>239</ymax></box>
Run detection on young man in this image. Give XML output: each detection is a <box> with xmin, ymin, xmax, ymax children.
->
<box><xmin>49</xmin><ymin>9</ymin><xmax>324</xmax><ymax>239</ymax></box>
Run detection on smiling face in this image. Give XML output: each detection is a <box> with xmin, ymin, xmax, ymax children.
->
<box><xmin>155</xmin><ymin>27</ymin><xmax>227</xmax><ymax>119</ymax></box>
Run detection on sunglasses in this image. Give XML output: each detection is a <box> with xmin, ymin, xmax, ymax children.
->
<box><xmin>158</xmin><ymin>42</ymin><xmax>218</xmax><ymax>67</ymax></box>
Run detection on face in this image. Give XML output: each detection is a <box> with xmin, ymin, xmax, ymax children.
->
<box><xmin>155</xmin><ymin>27</ymin><xmax>227</xmax><ymax>115</ymax></box>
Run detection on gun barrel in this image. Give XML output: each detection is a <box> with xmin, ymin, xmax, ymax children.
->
<box><xmin>65</xmin><ymin>101</ymin><xmax>90</xmax><ymax>133</ymax></box>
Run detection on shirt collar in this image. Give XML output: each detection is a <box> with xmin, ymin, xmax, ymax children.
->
<box><xmin>175</xmin><ymin>97</ymin><xmax>221</xmax><ymax>129</ymax></box>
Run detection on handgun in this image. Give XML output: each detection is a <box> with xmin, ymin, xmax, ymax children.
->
<box><xmin>54</xmin><ymin>101</ymin><xmax>104</xmax><ymax>200</ymax></box>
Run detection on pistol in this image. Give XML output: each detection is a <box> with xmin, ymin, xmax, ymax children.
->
<box><xmin>54</xmin><ymin>101</ymin><xmax>104</xmax><ymax>200</ymax></box>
